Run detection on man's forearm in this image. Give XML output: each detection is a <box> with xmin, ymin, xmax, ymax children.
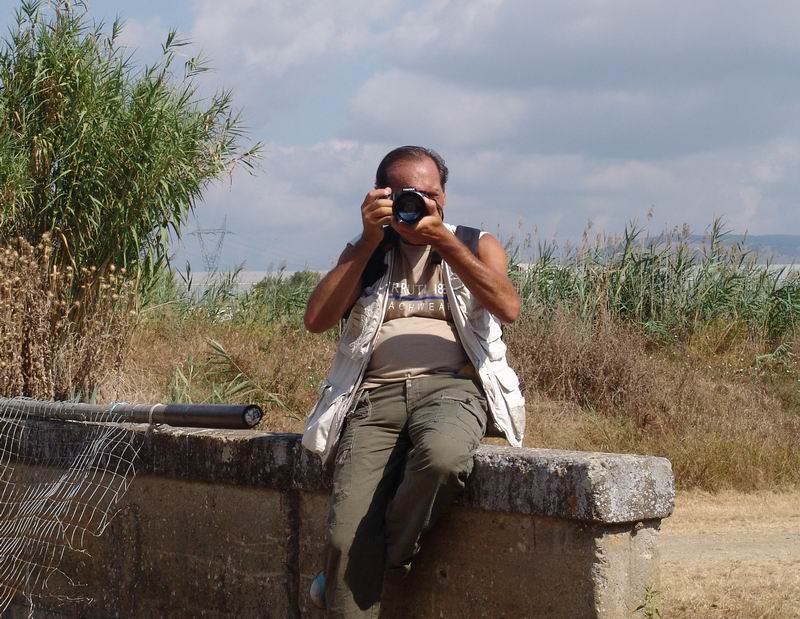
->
<box><xmin>433</xmin><ymin>230</ymin><xmax>521</xmax><ymax>323</ymax></box>
<box><xmin>304</xmin><ymin>237</ymin><xmax>379</xmax><ymax>333</ymax></box>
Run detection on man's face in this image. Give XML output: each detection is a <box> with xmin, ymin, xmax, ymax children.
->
<box><xmin>385</xmin><ymin>156</ymin><xmax>446</xmax><ymax>208</ymax></box>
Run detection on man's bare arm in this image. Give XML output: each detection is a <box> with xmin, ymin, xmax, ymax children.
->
<box><xmin>388</xmin><ymin>198</ymin><xmax>521</xmax><ymax>323</ymax></box>
<box><xmin>304</xmin><ymin>238</ymin><xmax>378</xmax><ymax>333</ymax></box>
<box><xmin>304</xmin><ymin>188</ymin><xmax>393</xmax><ymax>333</ymax></box>
<box><xmin>434</xmin><ymin>230</ymin><xmax>521</xmax><ymax>323</ymax></box>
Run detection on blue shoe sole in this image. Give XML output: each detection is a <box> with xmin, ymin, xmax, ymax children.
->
<box><xmin>310</xmin><ymin>571</ymin><xmax>326</xmax><ymax>610</ymax></box>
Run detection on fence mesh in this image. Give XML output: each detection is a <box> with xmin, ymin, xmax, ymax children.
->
<box><xmin>0</xmin><ymin>399</ymin><xmax>141</xmax><ymax>615</ymax></box>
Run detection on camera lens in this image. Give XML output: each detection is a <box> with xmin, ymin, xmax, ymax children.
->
<box><xmin>392</xmin><ymin>191</ymin><xmax>426</xmax><ymax>224</ymax></box>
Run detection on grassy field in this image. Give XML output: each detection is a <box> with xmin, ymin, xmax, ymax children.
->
<box><xmin>660</xmin><ymin>490</ymin><xmax>800</xmax><ymax>618</ymax></box>
<box><xmin>102</xmin><ymin>226</ymin><xmax>800</xmax><ymax>492</ymax></box>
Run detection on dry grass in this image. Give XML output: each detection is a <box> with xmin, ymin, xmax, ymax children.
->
<box><xmin>0</xmin><ymin>236</ymin><xmax>135</xmax><ymax>400</ymax></box>
<box><xmin>116</xmin><ymin>308</ymin><xmax>800</xmax><ymax>491</ymax></box>
<box><xmin>663</xmin><ymin>490</ymin><xmax>800</xmax><ymax>534</ymax></box>
<box><xmin>663</xmin><ymin>558</ymin><xmax>800</xmax><ymax>618</ymax></box>
<box><xmin>506</xmin><ymin>310</ymin><xmax>800</xmax><ymax>490</ymax></box>
<box><xmin>104</xmin><ymin>317</ymin><xmax>335</xmax><ymax>433</ymax></box>
<box><xmin>660</xmin><ymin>490</ymin><xmax>800</xmax><ymax>618</ymax></box>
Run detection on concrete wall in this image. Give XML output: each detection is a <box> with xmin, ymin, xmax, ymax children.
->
<box><xmin>8</xmin><ymin>421</ymin><xmax>674</xmax><ymax>618</ymax></box>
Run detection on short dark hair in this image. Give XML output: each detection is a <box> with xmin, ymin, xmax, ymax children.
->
<box><xmin>375</xmin><ymin>146</ymin><xmax>449</xmax><ymax>189</ymax></box>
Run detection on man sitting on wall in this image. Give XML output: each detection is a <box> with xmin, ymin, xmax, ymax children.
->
<box><xmin>302</xmin><ymin>145</ymin><xmax>526</xmax><ymax>617</ymax></box>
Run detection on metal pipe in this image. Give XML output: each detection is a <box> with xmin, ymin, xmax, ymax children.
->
<box><xmin>0</xmin><ymin>399</ymin><xmax>263</xmax><ymax>429</ymax></box>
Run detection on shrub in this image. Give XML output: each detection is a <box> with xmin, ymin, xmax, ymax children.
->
<box><xmin>506</xmin><ymin>309</ymin><xmax>800</xmax><ymax>490</ymax></box>
<box><xmin>0</xmin><ymin>236</ymin><xmax>135</xmax><ymax>400</ymax></box>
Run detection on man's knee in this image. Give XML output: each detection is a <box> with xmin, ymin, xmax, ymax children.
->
<box><xmin>411</xmin><ymin>433</ymin><xmax>475</xmax><ymax>479</ymax></box>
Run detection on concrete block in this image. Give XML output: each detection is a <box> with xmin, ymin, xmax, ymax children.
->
<box><xmin>466</xmin><ymin>445</ymin><xmax>675</xmax><ymax>523</ymax></box>
<box><xmin>298</xmin><ymin>493</ymin><xmax>329</xmax><ymax>619</ymax></box>
<box><xmin>9</xmin><ymin>477</ymin><xmax>291</xmax><ymax>618</ymax></box>
<box><xmin>6</xmin><ymin>421</ymin><xmax>673</xmax><ymax>617</ymax></box>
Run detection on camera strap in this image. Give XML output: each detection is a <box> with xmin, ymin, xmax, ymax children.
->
<box><xmin>362</xmin><ymin>225</ymin><xmax>481</xmax><ymax>288</ymax></box>
<box><xmin>344</xmin><ymin>225</ymin><xmax>483</xmax><ymax>322</ymax></box>
<box><xmin>361</xmin><ymin>226</ymin><xmax>398</xmax><ymax>290</ymax></box>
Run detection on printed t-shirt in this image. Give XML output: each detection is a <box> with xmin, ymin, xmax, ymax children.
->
<box><xmin>361</xmin><ymin>240</ymin><xmax>469</xmax><ymax>388</ymax></box>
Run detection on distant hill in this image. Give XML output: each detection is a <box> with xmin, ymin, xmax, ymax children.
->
<box><xmin>687</xmin><ymin>234</ymin><xmax>800</xmax><ymax>264</ymax></box>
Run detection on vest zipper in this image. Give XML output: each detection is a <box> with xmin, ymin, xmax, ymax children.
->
<box><xmin>443</xmin><ymin>260</ymin><xmax>515</xmax><ymax>443</ymax></box>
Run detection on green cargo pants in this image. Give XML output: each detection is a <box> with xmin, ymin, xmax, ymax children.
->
<box><xmin>324</xmin><ymin>375</ymin><xmax>488</xmax><ymax>618</ymax></box>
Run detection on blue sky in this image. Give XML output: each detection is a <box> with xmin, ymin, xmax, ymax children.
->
<box><xmin>3</xmin><ymin>1</ymin><xmax>800</xmax><ymax>270</ymax></box>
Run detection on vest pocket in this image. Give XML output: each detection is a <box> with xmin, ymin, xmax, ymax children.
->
<box><xmin>339</xmin><ymin>305</ymin><xmax>365</xmax><ymax>347</ymax></box>
<box><xmin>449</xmin><ymin>272</ymin><xmax>466</xmax><ymax>290</ymax></box>
<box><xmin>440</xmin><ymin>392</ymin><xmax>488</xmax><ymax>437</ymax></box>
<box><xmin>494</xmin><ymin>365</ymin><xmax>525</xmax><ymax>409</ymax></box>
<box><xmin>470</xmin><ymin>314</ymin><xmax>503</xmax><ymax>343</ymax></box>
<box><xmin>339</xmin><ymin>292</ymin><xmax>379</xmax><ymax>360</ymax></box>
<box><xmin>494</xmin><ymin>365</ymin><xmax>521</xmax><ymax>392</ymax></box>
<box><xmin>473</xmin><ymin>319</ymin><xmax>506</xmax><ymax>361</ymax></box>
<box><xmin>314</xmin><ymin>379</ymin><xmax>348</xmax><ymax>414</ymax></box>
<box><xmin>314</xmin><ymin>380</ymin><xmax>336</xmax><ymax>414</ymax></box>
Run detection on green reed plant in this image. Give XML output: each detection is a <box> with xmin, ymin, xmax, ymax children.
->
<box><xmin>513</xmin><ymin>220</ymin><xmax>800</xmax><ymax>344</ymax></box>
<box><xmin>0</xmin><ymin>0</ymin><xmax>260</xmax><ymax>279</ymax></box>
<box><xmin>238</xmin><ymin>269</ymin><xmax>321</xmax><ymax>325</ymax></box>
<box><xmin>141</xmin><ymin>267</ymin><xmax>321</xmax><ymax>327</ymax></box>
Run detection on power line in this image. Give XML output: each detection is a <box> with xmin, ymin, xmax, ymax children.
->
<box><xmin>189</xmin><ymin>215</ymin><xmax>230</xmax><ymax>272</ymax></box>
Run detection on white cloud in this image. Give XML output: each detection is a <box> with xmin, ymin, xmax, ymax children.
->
<box><xmin>159</xmin><ymin>1</ymin><xmax>800</xmax><ymax>266</ymax></box>
<box><xmin>183</xmin><ymin>140</ymin><xmax>392</xmax><ymax>269</ymax></box>
<box><xmin>387</xmin><ymin>1</ymin><xmax>800</xmax><ymax>88</ymax></box>
<box><xmin>178</xmin><ymin>137</ymin><xmax>800</xmax><ymax>270</ymax></box>
<box><xmin>349</xmin><ymin>70</ymin><xmax>528</xmax><ymax>146</ymax></box>
<box><xmin>751</xmin><ymin>140</ymin><xmax>800</xmax><ymax>185</ymax></box>
<box><xmin>364</xmin><ymin>1</ymin><xmax>800</xmax><ymax>157</ymax></box>
<box><xmin>583</xmin><ymin>161</ymin><xmax>673</xmax><ymax>192</ymax></box>
<box><xmin>117</xmin><ymin>16</ymin><xmax>169</xmax><ymax>53</ymax></box>
<box><xmin>732</xmin><ymin>186</ymin><xmax>762</xmax><ymax>232</ymax></box>
<box><xmin>190</xmin><ymin>0</ymin><xmax>399</xmax><ymax>78</ymax></box>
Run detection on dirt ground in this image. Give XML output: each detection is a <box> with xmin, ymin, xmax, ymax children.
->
<box><xmin>659</xmin><ymin>490</ymin><xmax>800</xmax><ymax>618</ymax></box>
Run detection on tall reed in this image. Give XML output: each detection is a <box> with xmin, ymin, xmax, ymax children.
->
<box><xmin>143</xmin><ymin>267</ymin><xmax>321</xmax><ymax>327</ymax></box>
<box><xmin>0</xmin><ymin>0</ymin><xmax>260</xmax><ymax>278</ymax></box>
<box><xmin>512</xmin><ymin>220</ymin><xmax>799</xmax><ymax>344</ymax></box>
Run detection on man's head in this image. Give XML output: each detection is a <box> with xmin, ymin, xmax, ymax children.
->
<box><xmin>376</xmin><ymin>146</ymin><xmax>448</xmax><ymax>189</ymax></box>
<box><xmin>375</xmin><ymin>146</ymin><xmax>448</xmax><ymax>210</ymax></box>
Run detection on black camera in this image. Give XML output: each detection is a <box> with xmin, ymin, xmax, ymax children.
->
<box><xmin>391</xmin><ymin>188</ymin><xmax>428</xmax><ymax>224</ymax></box>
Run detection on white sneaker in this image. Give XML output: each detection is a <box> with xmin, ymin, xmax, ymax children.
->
<box><xmin>310</xmin><ymin>571</ymin><xmax>326</xmax><ymax>610</ymax></box>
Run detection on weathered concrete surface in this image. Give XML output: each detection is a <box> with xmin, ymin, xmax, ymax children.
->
<box><xmin>465</xmin><ymin>445</ymin><xmax>674</xmax><ymax>523</ymax></box>
<box><xmin>13</xmin><ymin>420</ymin><xmax>675</xmax><ymax>523</ymax></box>
<box><xmin>9</xmin><ymin>475</ymin><xmax>293</xmax><ymax>618</ymax></box>
<box><xmin>300</xmin><ymin>500</ymin><xmax>662</xmax><ymax>619</ymax></box>
<box><xmin>7</xmin><ymin>420</ymin><xmax>674</xmax><ymax>617</ymax></box>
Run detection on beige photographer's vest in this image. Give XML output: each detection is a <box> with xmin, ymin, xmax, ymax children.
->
<box><xmin>302</xmin><ymin>223</ymin><xmax>526</xmax><ymax>463</ymax></box>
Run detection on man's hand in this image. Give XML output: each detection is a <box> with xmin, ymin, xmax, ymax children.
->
<box><xmin>390</xmin><ymin>195</ymin><xmax>520</xmax><ymax>323</ymax></box>
<box><xmin>361</xmin><ymin>188</ymin><xmax>394</xmax><ymax>247</ymax></box>
<box><xmin>390</xmin><ymin>195</ymin><xmax>447</xmax><ymax>246</ymax></box>
<box><xmin>304</xmin><ymin>188</ymin><xmax>393</xmax><ymax>333</ymax></box>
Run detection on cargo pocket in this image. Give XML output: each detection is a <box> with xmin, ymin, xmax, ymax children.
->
<box><xmin>334</xmin><ymin>390</ymin><xmax>371</xmax><ymax>467</ymax></box>
<box><xmin>438</xmin><ymin>390</ymin><xmax>488</xmax><ymax>445</ymax></box>
<box><xmin>339</xmin><ymin>293</ymin><xmax>379</xmax><ymax>360</ymax></box>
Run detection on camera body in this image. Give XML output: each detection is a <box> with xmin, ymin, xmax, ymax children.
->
<box><xmin>391</xmin><ymin>188</ymin><xmax>428</xmax><ymax>224</ymax></box>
